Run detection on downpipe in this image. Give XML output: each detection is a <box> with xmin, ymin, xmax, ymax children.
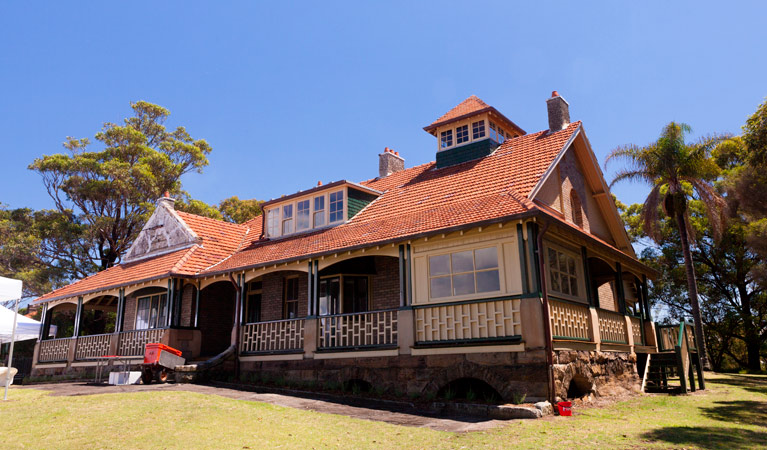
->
<box><xmin>535</xmin><ymin>221</ymin><xmax>556</xmax><ymax>404</ymax></box>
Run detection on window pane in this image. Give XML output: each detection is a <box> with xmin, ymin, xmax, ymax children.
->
<box><xmin>429</xmin><ymin>254</ymin><xmax>450</xmax><ymax>276</ymax></box>
<box><xmin>149</xmin><ymin>296</ymin><xmax>158</xmax><ymax>328</ymax></box>
<box><xmin>313</xmin><ymin>196</ymin><xmax>325</xmax><ymax>227</ymax></box>
<box><xmin>560</xmin><ymin>275</ymin><xmax>570</xmax><ymax>295</ymax></box>
<box><xmin>548</xmin><ymin>249</ymin><xmax>557</xmax><ymax>271</ymax></box>
<box><xmin>451</xmin><ymin>250</ymin><xmax>474</xmax><ymax>273</ymax></box>
<box><xmin>157</xmin><ymin>295</ymin><xmax>167</xmax><ymax>328</ymax></box>
<box><xmin>569</xmin><ymin>276</ymin><xmax>579</xmax><ymax>297</ymax></box>
<box><xmin>472</xmin><ymin>120</ymin><xmax>485</xmax><ymax>139</ymax></box>
<box><xmin>297</xmin><ymin>200</ymin><xmax>310</xmax><ymax>230</ymax></box>
<box><xmin>136</xmin><ymin>297</ymin><xmax>150</xmax><ymax>329</ymax></box>
<box><xmin>474</xmin><ymin>247</ymin><xmax>498</xmax><ymax>270</ymax></box>
<box><xmin>456</xmin><ymin>125</ymin><xmax>469</xmax><ymax>144</ymax></box>
<box><xmin>267</xmin><ymin>209</ymin><xmax>280</xmax><ymax>236</ymax></box>
<box><xmin>430</xmin><ymin>276</ymin><xmax>451</xmax><ymax>298</ymax></box>
<box><xmin>283</xmin><ymin>204</ymin><xmax>292</xmax><ymax>219</ymax></box>
<box><xmin>282</xmin><ymin>219</ymin><xmax>293</xmax><ymax>235</ymax></box>
<box><xmin>329</xmin><ymin>191</ymin><xmax>344</xmax><ymax>222</ymax></box>
<box><xmin>551</xmin><ymin>272</ymin><xmax>560</xmax><ymax>292</ymax></box>
<box><xmin>558</xmin><ymin>252</ymin><xmax>568</xmax><ymax>273</ymax></box>
<box><xmin>568</xmin><ymin>257</ymin><xmax>576</xmax><ymax>275</ymax></box>
<box><xmin>452</xmin><ymin>273</ymin><xmax>475</xmax><ymax>296</ymax></box>
<box><xmin>476</xmin><ymin>270</ymin><xmax>500</xmax><ymax>293</ymax></box>
<box><xmin>440</xmin><ymin>130</ymin><xmax>453</xmax><ymax>148</ymax></box>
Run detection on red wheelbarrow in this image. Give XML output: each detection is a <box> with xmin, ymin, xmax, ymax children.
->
<box><xmin>141</xmin><ymin>343</ymin><xmax>185</xmax><ymax>384</ymax></box>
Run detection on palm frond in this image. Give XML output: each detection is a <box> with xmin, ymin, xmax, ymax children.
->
<box><xmin>641</xmin><ymin>184</ymin><xmax>663</xmax><ymax>243</ymax></box>
<box><xmin>608</xmin><ymin>169</ymin><xmax>654</xmax><ymax>188</ymax></box>
<box><xmin>686</xmin><ymin>177</ymin><xmax>728</xmax><ymax>242</ymax></box>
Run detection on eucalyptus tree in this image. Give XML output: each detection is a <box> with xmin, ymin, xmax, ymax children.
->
<box><xmin>606</xmin><ymin>122</ymin><xmax>727</xmax><ymax>369</ymax></box>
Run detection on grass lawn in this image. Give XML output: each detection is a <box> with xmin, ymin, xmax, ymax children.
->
<box><xmin>1</xmin><ymin>372</ymin><xmax>765</xmax><ymax>449</ymax></box>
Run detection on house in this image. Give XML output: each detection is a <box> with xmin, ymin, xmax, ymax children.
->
<box><xmin>30</xmin><ymin>93</ymin><xmax>701</xmax><ymax>402</ymax></box>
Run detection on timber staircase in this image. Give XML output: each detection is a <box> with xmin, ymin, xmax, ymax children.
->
<box><xmin>642</xmin><ymin>322</ymin><xmax>705</xmax><ymax>394</ymax></box>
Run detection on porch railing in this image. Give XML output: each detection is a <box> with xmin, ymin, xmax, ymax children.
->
<box><xmin>319</xmin><ymin>309</ymin><xmax>398</xmax><ymax>349</ymax></box>
<box><xmin>597</xmin><ymin>308</ymin><xmax>628</xmax><ymax>344</ymax></box>
<box><xmin>241</xmin><ymin>318</ymin><xmax>305</xmax><ymax>354</ymax></box>
<box><xmin>657</xmin><ymin>325</ymin><xmax>677</xmax><ymax>351</ymax></box>
<box><xmin>75</xmin><ymin>333</ymin><xmax>112</xmax><ymax>360</ymax></box>
<box><xmin>549</xmin><ymin>298</ymin><xmax>591</xmax><ymax>341</ymax></box>
<box><xmin>117</xmin><ymin>328</ymin><xmax>167</xmax><ymax>357</ymax></box>
<box><xmin>38</xmin><ymin>337</ymin><xmax>73</xmax><ymax>363</ymax></box>
<box><xmin>630</xmin><ymin>316</ymin><xmax>644</xmax><ymax>346</ymax></box>
<box><xmin>414</xmin><ymin>298</ymin><xmax>522</xmax><ymax>344</ymax></box>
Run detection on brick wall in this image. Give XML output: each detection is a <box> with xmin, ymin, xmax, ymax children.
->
<box><xmin>198</xmin><ymin>281</ymin><xmax>236</xmax><ymax>356</ymax></box>
<box><xmin>370</xmin><ymin>256</ymin><xmax>400</xmax><ymax>310</ymax></box>
<box><xmin>259</xmin><ymin>271</ymin><xmax>308</xmax><ymax>321</ymax></box>
<box><xmin>180</xmin><ymin>284</ymin><xmax>195</xmax><ymax>327</ymax></box>
<box><xmin>558</xmin><ymin>148</ymin><xmax>591</xmax><ymax>233</ymax></box>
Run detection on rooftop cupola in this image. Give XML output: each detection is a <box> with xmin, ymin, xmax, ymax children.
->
<box><xmin>424</xmin><ymin>95</ymin><xmax>525</xmax><ymax>168</ymax></box>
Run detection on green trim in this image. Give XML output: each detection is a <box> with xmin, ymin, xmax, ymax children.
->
<box><xmin>406</xmin><ymin>244</ymin><xmax>413</xmax><ymax>306</ymax></box>
<box><xmin>677</xmin><ymin>321</ymin><xmax>685</xmax><ymax>348</ymax></box>
<box><xmin>414</xmin><ymin>335</ymin><xmax>522</xmax><ymax>348</ymax></box>
<box><xmin>581</xmin><ymin>247</ymin><xmax>594</xmax><ymax>307</ymax></box>
<box><xmin>435</xmin><ymin>139</ymin><xmax>499</xmax><ymax>168</ymax></box>
<box><xmin>411</xmin><ymin>293</ymin><xmax>538</xmax><ymax>310</ymax></box>
<box><xmin>517</xmin><ymin>223</ymin><xmax>529</xmax><ymax>294</ymax></box>
<box><xmin>615</xmin><ymin>263</ymin><xmax>626</xmax><ymax>315</ymax></box>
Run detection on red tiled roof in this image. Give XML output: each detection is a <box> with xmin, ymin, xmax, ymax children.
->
<box><xmin>35</xmin><ymin>121</ymin><xmax>588</xmax><ymax>302</ymax></box>
<box><xmin>428</xmin><ymin>95</ymin><xmax>491</xmax><ymax>127</ymax></box>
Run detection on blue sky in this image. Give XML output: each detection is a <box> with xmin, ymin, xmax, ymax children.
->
<box><xmin>1</xmin><ymin>1</ymin><xmax>765</xmax><ymax>212</ymax></box>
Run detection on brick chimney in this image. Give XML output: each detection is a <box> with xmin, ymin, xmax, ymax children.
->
<box><xmin>157</xmin><ymin>191</ymin><xmax>175</xmax><ymax>210</ymax></box>
<box><xmin>546</xmin><ymin>91</ymin><xmax>570</xmax><ymax>132</ymax></box>
<box><xmin>379</xmin><ymin>147</ymin><xmax>404</xmax><ymax>178</ymax></box>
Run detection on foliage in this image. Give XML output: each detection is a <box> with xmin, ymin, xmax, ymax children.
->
<box><xmin>28</xmin><ymin>101</ymin><xmax>212</xmax><ymax>274</ymax></box>
<box><xmin>218</xmin><ymin>196</ymin><xmax>262</xmax><ymax>224</ymax></box>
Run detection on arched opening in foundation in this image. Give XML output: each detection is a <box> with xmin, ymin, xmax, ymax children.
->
<box><xmin>343</xmin><ymin>378</ymin><xmax>373</xmax><ymax>394</ymax></box>
<box><xmin>437</xmin><ymin>377</ymin><xmax>502</xmax><ymax>402</ymax></box>
<box><xmin>566</xmin><ymin>373</ymin><xmax>594</xmax><ymax>400</ymax></box>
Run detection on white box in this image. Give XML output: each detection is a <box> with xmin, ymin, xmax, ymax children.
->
<box><xmin>108</xmin><ymin>371</ymin><xmax>142</xmax><ymax>385</ymax></box>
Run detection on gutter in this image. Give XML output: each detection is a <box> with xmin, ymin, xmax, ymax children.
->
<box><xmin>535</xmin><ymin>220</ymin><xmax>556</xmax><ymax>404</ymax></box>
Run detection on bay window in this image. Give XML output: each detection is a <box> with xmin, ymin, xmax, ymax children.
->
<box><xmin>428</xmin><ymin>246</ymin><xmax>501</xmax><ymax>299</ymax></box>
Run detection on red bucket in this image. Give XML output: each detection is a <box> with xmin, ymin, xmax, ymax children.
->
<box><xmin>557</xmin><ymin>401</ymin><xmax>572</xmax><ymax>416</ymax></box>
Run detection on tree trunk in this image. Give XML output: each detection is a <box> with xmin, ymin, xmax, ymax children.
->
<box><xmin>737</xmin><ymin>285</ymin><xmax>762</xmax><ymax>371</ymax></box>
<box><xmin>675</xmin><ymin>208</ymin><xmax>712</xmax><ymax>370</ymax></box>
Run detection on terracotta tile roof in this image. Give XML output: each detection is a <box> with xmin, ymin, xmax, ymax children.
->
<box><xmin>35</xmin><ymin>121</ymin><xmax>587</xmax><ymax>301</ymax></box>
<box><xmin>428</xmin><ymin>95</ymin><xmax>491</xmax><ymax>127</ymax></box>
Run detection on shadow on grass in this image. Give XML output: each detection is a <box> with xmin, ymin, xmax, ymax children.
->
<box><xmin>710</xmin><ymin>374</ymin><xmax>767</xmax><ymax>395</ymax></box>
<box><xmin>701</xmin><ymin>400</ymin><xmax>767</xmax><ymax>427</ymax></box>
<box><xmin>641</xmin><ymin>426</ymin><xmax>767</xmax><ymax>450</ymax></box>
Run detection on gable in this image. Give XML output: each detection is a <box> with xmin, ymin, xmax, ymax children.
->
<box><xmin>123</xmin><ymin>201</ymin><xmax>200</xmax><ymax>263</ymax></box>
<box><xmin>529</xmin><ymin>127</ymin><xmax>634</xmax><ymax>255</ymax></box>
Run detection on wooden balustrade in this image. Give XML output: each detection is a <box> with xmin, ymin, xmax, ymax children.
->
<box><xmin>240</xmin><ymin>318</ymin><xmax>305</xmax><ymax>353</ymax></box>
<box><xmin>597</xmin><ymin>309</ymin><xmax>628</xmax><ymax>344</ymax></box>
<box><xmin>75</xmin><ymin>333</ymin><xmax>112</xmax><ymax>360</ymax></box>
<box><xmin>549</xmin><ymin>299</ymin><xmax>591</xmax><ymax>341</ymax></box>
<box><xmin>415</xmin><ymin>298</ymin><xmax>521</xmax><ymax>344</ymax></box>
<box><xmin>38</xmin><ymin>337</ymin><xmax>72</xmax><ymax>362</ymax></box>
<box><xmin>319</xmin><ymin>309</ymin><xmax>397</xmax><ymax>349</ymax></box>
<box><xmin>117</xmin><ymin>328</ymin><xmax>167</xmax><ymax>357</ymax></box>
<box><xmin>630</xmin><ymin>316</ymin><xmax>643</xmax><ymax>346</ymax></box>
<box><xmin>685</xmin><ymin>324</ymin><xmax>696</xmax><ymax>350</ymax></box>
<box><xmin>658</xmin><ymin>325</ymin><xmax>677</xmax><ymax>351</ymax></box>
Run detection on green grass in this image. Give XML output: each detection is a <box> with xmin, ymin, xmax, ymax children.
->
<box><xmin>1</xmin><ymin>373</ymin><xmax>766</xmax><ymax>449</ymax></box>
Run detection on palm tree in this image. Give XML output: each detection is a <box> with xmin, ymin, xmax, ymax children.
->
<box><xmin>606</xmin><ymin>122</ymin><xmax>726</xmax><ymax>370</ymax></box>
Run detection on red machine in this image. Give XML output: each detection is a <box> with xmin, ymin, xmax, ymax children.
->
<box><xmin>141</xmin><ymin>343</ymin><xmax>185</xmax><ymax>384</ymax></box>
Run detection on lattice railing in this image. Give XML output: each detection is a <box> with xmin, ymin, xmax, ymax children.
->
<box><xmin>38</xmin><ymin>337</ymin><xmax>72</xmax><ymax>362</ymax></box>
<box><xmin>319</xmin><ymin>309</ymin><xmax>397</xmax><ymax>349</ymax></box>
<box><xmin>630</xmin><ymin>316</ymin><xmax>644</xmax><ymax>345</ymax></box>
<box><xmin>75</xmin><ymin>333</ymin><xmax>112</xmax><ymax>360</ymax></box>
<box><xmin>240</xmin><ymin>318</ymin><xmax>304</xmax><ymax>353</ymax></box>
<box><xmin>117</xmin><ymin>328</ymin><xmax>167</xmax><ymax>357</ymax></box>
<box><xmin>549</xmin><ymin>299</ymin><xmax>591</xmax><ymax>341</ymax></box>
<box><xmin>415</xmin><ymin>298</ymin><xmax>521</xmax><ymax>343</ymax></box>
<box><xmin>597</xmin><ymin>309</ymin><xmax>628</xmax><ymax>344</ymax></box>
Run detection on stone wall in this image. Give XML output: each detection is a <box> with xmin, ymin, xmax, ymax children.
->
<box><xmin>552</xmin><ymin>350</ymin><xmax>640</xmax><ymax>400</ymax></box>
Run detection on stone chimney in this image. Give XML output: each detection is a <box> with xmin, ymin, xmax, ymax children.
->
<box><xmin>546</xmin><ymin>91</ymin><xmax>570</xmax><ymax>132</ymax></box>
<box><xmin>379</xmin><ymin>147</ymin><xmax>404</xmax><ymax>178</ymax></box>
<box><xmin>157</xmin><ymin>191</ymin><xmax>175</xmax><ymax>210</ymax></box>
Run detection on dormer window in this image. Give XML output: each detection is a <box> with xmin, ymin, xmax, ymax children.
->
<box><xmin>313</xmin><ymin>196</ymin><xmax>325</xmax><ymax>227</ymax></box>
<box><xmin>489</xmin><ymin>121</ymin><xmax>498</xmax><ymax>141</ymax></box>
<box><xmin>456</xmin><ymin>125</ymin><xmax>469</xmax><ymax>144</ymax></box>
<box><xmin>440</xmin><ymin>130</ymin><xmax>453</xmax><ymax>149</ymax></box>
<box><xmin>329</xmin><ymin>191</ymin><xmax>344</xmax><ymax>223</ymax></box>
<box><xmin>296</xmin><ymin>199</ymin><xmax>310</xmax><ymax>231</ymax></box>
<box><xmin>472</xmin><ymin>120</ymin><xmax>485</xmax><ymax>139</ymax></box>
<box><xmin>282</xmin><ymin>204</ymin><xmax>293</xmax><ymax>235</ymax></box>
<box><xmin>267</xmin><ymin>209</ymin><xmax>280</xmax><ymax>236</ymax></box>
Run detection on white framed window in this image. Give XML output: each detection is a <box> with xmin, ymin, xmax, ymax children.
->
<box><xmin>428</xmin><ymin>247</ymin><xmax>500</xmax><ymax>299</ymax></box>
<box><xmin>282</xmin><ymin>204</ymin><xmax>293</xmax><ymax>235</ymax></box>
<box><xmin>472</xmin><ymin>120</ymin><xmax>485</xmax><ymax>139</ymax></box>
<box><xmin>329</xmin><ymin>191</ymin><xmax>344</xmax><ymax>223</ymax></box>
<box><xmin>267</xmin><ymin>208</ymin><xmax>280</xmax><ymax>237</ymax></box>
<box><xmin>440</xmin><ymin>130</ymin><xmax>453</xmax><ymax>149</ymax></box>
<box><xmin>498</xmin><ymin>129</ymin><xmax>506</xmax><ymax>144</ymax></box>
<box><xmin>456</xmin><ymin>125</ymin><xmax>469</xmax><ymax>144</ymax></box>
<box><xmin>545</xmin><ymin>245</ymin><xmax>581</xmax><ymax>300</ymax></box>
<box><xmin>313</xmin><ymin>196</ymin><xmax>325</xmax><ymax>227</ymax></box>
<box><xmin>136</xmin><ymin>294</ymin><xmax>167</xmax><ymax>329</ymax></box>
<box><xmin>296</xmin><ymin>199</ymin><xmax>310</xmax><ymax>231</ymax></box>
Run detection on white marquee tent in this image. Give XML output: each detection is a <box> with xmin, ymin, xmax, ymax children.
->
<box><xmin>1</xmin><ymin>276</ymin><xmax>24</xmax><ymax>400</ymax></box>
<box><xmin>0</xmin><ymin>304</ymin><xmax>41</xmax><ymax>344</ymax></box>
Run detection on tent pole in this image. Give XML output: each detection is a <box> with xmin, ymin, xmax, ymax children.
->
<box><xmin>3</xmin><ymin>296</ymin><xmax>19</xmax><ymax>401</ymax></box>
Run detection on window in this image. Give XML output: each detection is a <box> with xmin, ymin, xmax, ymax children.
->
<box><xmin>456</xmin><ymin>125</ymin><xmax>469</xmax><ymax>144</ymax></box>
<box><xmin>570</xmin><ymin>190</ymin><xmax>584</xmax><ymax>228</ymax></box>
<box><xmin>489</xmin><ymin>122</ymin><xmax>498</xmax><ymax>142</ymax></box>
<box><xmin>246</xmin><ymin>281</ymin><xmax>262</xmax><ymax>323</ymax></box>
<box><xmin>329</xmin><ymin>191</ymin><xmax>344</xmax><ymax>223</ymax></box>
<box><xmin>267</xmin><ymin>208</ymin><xmax>280</xmax><ymax>237</ymax></box>
<box><xmin>428</xmin><ymin>247</ymin><xmax>500</xmax><ymax>298</ymax></box>
<box><xmin>313</xmin><ymin>196</ymin><xmax>325</xmax><ymax>227</ymax></box>
<box><xmin>342</xmin><ymin>276</ymin><xmax>369</xmax><ymax>313</ymax></box>
<box><xmin>498</xmin><ymin>129</ymin><xmax>506</xmax><ymax>144</ymax></box>
<box><xmin>440</xmin><ymin>129</ymin><xmax>453</xmax><ymax>149</ymax></box>
<box><xmin>282</xmin><ymin>204</ymin><xmax>293</xmax><ymax>235</ymax></box>
<box><xmin>547</xmin><ymin>246</ymin><xmax>580</xmax><ymax>299</ymax></box>
<box><xmin>284</xmin><ymin>277</ymin><xmax>300</xmax><ymax>319</ymax></box>
<box><xmin>136</xmin><ymin>294</ymin><xmax>167</xmax><ymax>329</ymax></box>
<box><xmin>472</xmin><ymin>120</ymin><xmax>486</xmax><ymax>139</ymax></box>
<box><xmin>296</xmin><ymin>199</ymin><xmax>310</xmax><ymax>231</ymax></box>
